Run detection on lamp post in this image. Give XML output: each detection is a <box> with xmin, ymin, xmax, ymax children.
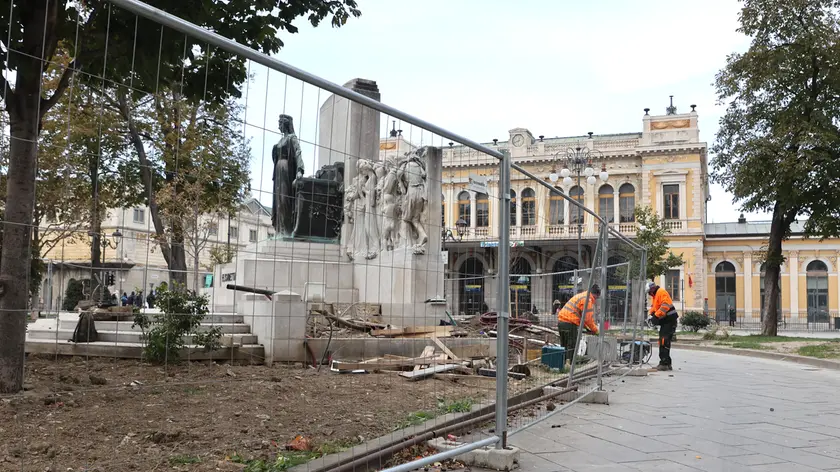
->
<box><xmin>548</xmin><ymin>133</ymin><xmax>608</xmax><ymax>277</ymax></box>
<box><xmin>455</xmin><ymin>218</ymin><xmax>468</xmax><ymax>242</ymax></box>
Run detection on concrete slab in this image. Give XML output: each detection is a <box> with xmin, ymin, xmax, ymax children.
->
<box><xmin>505</xmin><ymin>350</ymin><xmax>840</xmax><ymax>471</ymax></box>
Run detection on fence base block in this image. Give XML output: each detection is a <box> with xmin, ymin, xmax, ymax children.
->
<box><xmin>545</xmin><ymin>387</ymin><xmax>610</xmax><ymax>405</ymax></box>
<box><xmin>613</xmin><ymin>367</ymin><xmax>649</xmax><ymax>377</ymax></box>
<box><xmin>427</xmin><ymin>438</ymin><xmax>519</xmax><ymax>470</ymax></box>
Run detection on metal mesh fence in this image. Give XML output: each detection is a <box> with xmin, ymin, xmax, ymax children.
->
<box><xmin>1</xmin><ymin>1</ymin><xmax>651</xmax><ymax>470</ymax></box>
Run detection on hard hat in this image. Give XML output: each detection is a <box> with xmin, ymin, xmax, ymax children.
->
<box><xmin>645</xmin><ymin>281</ymin><xmax>656</xmax><ymax>292</ymax></box>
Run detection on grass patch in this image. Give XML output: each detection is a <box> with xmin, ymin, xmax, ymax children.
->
<box><xmin>169</xmin><ymin>455</ymin><xmax>201</xmax><ymax>465</ymax></box>
<box><xmin>797</xmin><ymin>344</ymin><xmax>840</xmax><ymax>359</ymax></box>
<box><xmin>183</xmin><ymin>386</ymin><xmax>204</xmax><ymax>395</ymax></box>
<box><xmin>438</xmin><ymin>398</ymin><xmax>474</xmax><ymax>414</ymax></box>
<box><xmin>394</xmin><ymin>411</ymin><xmax>436</xmax><ymax>430</ymax></box>
<box><xmin>228</xmin><ymin>439</ymin><xmax>362</xmax><ymax>471</ymax></box>
<box><xmin>720</xmin><ymin>341</ymin><xmax>770</xmax><ymax>350</ymax></box>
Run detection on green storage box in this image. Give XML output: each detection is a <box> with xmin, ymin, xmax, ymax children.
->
<box><xmin>541</xmin><ymin>345</ymin><xmax>566</xmax><ymax>370</ymax></box>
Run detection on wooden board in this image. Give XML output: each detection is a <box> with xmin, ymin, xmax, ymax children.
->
<box><xmin>414</xmin><ymin>346</ymin><xmax>436</xmax><ymax>372</ymax></box>
<box><xmin>399</xmin><ymin>364</ymin><xmax>460</xmax><ymax>380</ymax></box>
<box><xmin>371</xmin><ymin>326</ymin><xmax>453</xmax><ymax>337</ymax></box>
<box><xmin>332</xmin><ymin>355</ymin><xmax>446</xmax><ymax>371</ymax></box>
<box><xmin>477</xmin><ymin>368</ymin><xmax>527</xmax><ymax>380</ymax></box>
<box><xmin>430</xmin><ymin>337</ymin><xmax>459</xmax><ymax>361</ymax></box>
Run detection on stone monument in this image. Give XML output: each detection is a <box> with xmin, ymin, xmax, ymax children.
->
<box><xmin>272</xmin><ymin>114</ymin><xmax>304</xmax><ymax>237</ymax></box>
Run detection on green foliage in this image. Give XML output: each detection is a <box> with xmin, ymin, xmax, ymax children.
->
<box><xmin>62</xmin><ymin>279</ymin><xmax>86</xmax><ymax>311</ymax></box>
<box><xmin>712</xmin><ymin>1</ymin><xmax>840</xmax><ymax>334</ymax></box>
<box><xmin>131</xmin><ymin>283</ymin><xmax>221</xmax><ymax>363</ymax></box>
<box><xmin>209</xmin><ymin>245</ymin><xmax>236</xmax><ymax>267</ymax></box>
<box><xmin>621</xmin><ymin>206</ymin><xmax>685</xmax><ymax>281</ymax></box>
<box><xmin>680</xmin><ymin>311</ymin><xmax>711</xmax><ymax>332</ymax></box>
<box><xmin>438</xmin><ymin>397</ymin><xmax>474</xmax><ymax>414</ymax></box>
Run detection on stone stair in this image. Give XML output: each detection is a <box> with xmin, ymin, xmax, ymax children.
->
<box><xmin>25</xmin><ymin>311</ymin><xmax>264</xmax><ymax>362</ymax></box>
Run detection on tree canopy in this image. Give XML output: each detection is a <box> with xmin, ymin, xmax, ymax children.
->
<box><xmin>712</xmin><ymin>0</ymin><xmax>840</xmax><ymax>334</ymax></box>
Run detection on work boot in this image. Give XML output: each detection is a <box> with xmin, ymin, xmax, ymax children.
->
<box><xmin>666</xmin><ymin>365</ymin><xmax>673</xmax><ymax>371</ymax></box>
<box><xmin>656</xmin><ymin>364</ymin><xmax>670</xmax><ymax>371</ymax></box>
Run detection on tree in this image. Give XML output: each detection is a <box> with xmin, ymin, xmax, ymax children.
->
<box><xmin>153</xmin><ymin>98</ymin><xmax>250</xmax><ymax>290</ymax></box>
<box><xmin>629</xmin><ymin>206</ymin><xmax>685</xmax><ymax>281</ymax></box>
<box><xmin>0</xmin><ymin>0</ymin><xmax>361</xmax><ymax>393</ymax></box>
<box><xmin>37</xmin><ymin>50</ymin><xmax>143</xmax><ymax>301</ymax></box>
<box><xmin>712</xmin><ymin>0</ymin><xmax>840</xmax><ymax>336</ymax></box>
<box><xmin>61</xmin><ymin>278</ymin><xmax>85</xmax><ymax>312</ymax></box>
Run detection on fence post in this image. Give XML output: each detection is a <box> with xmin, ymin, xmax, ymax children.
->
<box><xmin>495</xmin><ymin>149</ymin><xmax>511</xmax><ymax>449</ymax></box>
<box><xmin>597</xmin><ymin>223</ymin><xmax>608</xmax><ymax>390</ymax></box>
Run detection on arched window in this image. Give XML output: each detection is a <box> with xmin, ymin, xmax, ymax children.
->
<box><xmin>759</xmin><ymin>262</ymin><xmax>781</xmax><ymax>322</ymax></box>
<box><xmin>619</xmin><ymin>183</ymin><xmax>635</xmax><ymax>223</ymax></box>
<box><xmin>598</xmin><ymin>185</ymin><xmax>614</xmax><ymax>223</ymax></box>
<box><xmin>522</xmin><ymin>188</ymin><xmax>536</xmax><ymax>226</ymax></box>
<box><xmin>476</xmin><ymin>193</ymin><xmax>489</xmax><ymax>227</ymax></box>
<box><xmin>510</xmin><ymin>258</ymin><xmax>532</xmax><ymax>316</ymax></box>
<box><xmin>459</xmin><ymin>258</ymin><xmax>485</xmax><ymax>316</ymax></box>
<box><xmin>715</xmin><ymin>261</ymin><xmax>736</xmax><ymax>323</ymax></box>
<box><xmin>549</xmin><ymin>188</ymin><xmax>565</xmax><ymax>225</ymax></box>
<box><xmin>806</xmin><ymin>260</ymin><xmax>829</xmax><ymax>323</ymax></box>
<box><xmin>570</xmin><ymin>186</ymin><xmax>584</xmax><ymax>225</ymax></box>
<box><xmin>457</xmin><ymin>191</ymin><xmax>471</xmax><ymax>226</ymax></box>
<box><xmin>509</xmin><ymin>190</ymin><xmax>517</xmax><ymax>225</ymax></box>
<box><xmin>552</xmin><ymin>256</ymin><xmax>578</xmax><ymax>307</ymax></box>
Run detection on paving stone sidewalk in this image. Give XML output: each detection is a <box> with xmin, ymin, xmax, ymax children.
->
<box><xmin>500</xmin><ymin>350</ymin><xmax>840</xmax><ymax>471</ymax></box>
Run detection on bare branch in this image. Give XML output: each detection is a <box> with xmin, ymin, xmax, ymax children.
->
<box><xmin>39</xmin><ymin>64</ymin><xmax>76</xmax><ymax>115</ymax></box>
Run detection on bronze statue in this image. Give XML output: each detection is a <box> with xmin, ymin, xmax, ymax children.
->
<box><xmin>272</xmin><ymin>114</ymin><xmax>304</xmax><ymax>236</ymax></box>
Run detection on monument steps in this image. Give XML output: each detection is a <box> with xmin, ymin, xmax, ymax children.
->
<box><xmin>25</xmin><ymin>311</ymin><xmax>264</xmax><ymax>361</ymax></box>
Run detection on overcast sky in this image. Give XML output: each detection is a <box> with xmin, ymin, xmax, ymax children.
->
<box><xmin>242</xmin><ymin>0</ymin><xmax>764</xmax><ymax>224</ymax></box>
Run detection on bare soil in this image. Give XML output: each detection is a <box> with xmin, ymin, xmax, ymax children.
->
<box><xmin>0</xmin><ymin>355</ymin><xmax>485</xmax><ymax>471</ymax></box>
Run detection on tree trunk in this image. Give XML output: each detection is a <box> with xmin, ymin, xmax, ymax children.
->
<box><xmin>761</xmin><ymin>203</ymin><xmax>795</xmax><ymax>336</ymax></box>
<box><xmin>0</xmin><ymin>108</ymin><xmax>39</xmax><ymax>394</ymax></box>
<box><xmin>89</xmin><ymin>157</ymin><xmax>103</xmax><ymax>301</ymax></box>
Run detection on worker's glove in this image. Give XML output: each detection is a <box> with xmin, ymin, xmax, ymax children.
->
<box><xmin>647</xmin><ymin>316</ymin><xmax>657</xmax><ymax>326</ymax></box>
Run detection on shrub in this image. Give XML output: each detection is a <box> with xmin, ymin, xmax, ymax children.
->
<box><xmin>132</xmin><ymin>283</ymin><xmax>222</xmax><ymax>364</ymax></box>
<box><xmin>680</xmin><ymin>311</ymin><xmax>711</xmax><ymax>332</ymax></box>
<box><xmin>62</xmin><ymin>278</ymin><xmax>86</xmax><ymax>311</ymax></box>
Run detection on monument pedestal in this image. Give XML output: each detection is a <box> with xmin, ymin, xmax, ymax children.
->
<box><xmin>353</xmin><ymin>248</ymin><xmax>445</xmax><ymax>326</ymax></box>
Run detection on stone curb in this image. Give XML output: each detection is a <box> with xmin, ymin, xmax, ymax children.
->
<box><xmin>673</xmin><ymin>343</ymin><xmax>840</xmax><ymax>370</ymax></box>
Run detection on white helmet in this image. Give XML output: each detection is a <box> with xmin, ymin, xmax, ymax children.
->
<box><xmin>645</xmin><ymin>281</ymin><xmax>656</xmax><ymax>292</ymax></box>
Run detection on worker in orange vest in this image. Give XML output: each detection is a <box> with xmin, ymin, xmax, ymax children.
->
<box><xmin>646</xmin><ymin>281</ymin><xmax>678</xmax><ymax>371</ymax></box>
<box><xmin>556</xmin><ymin>285</ymin><xmax>601</xmax><ymax>358</ymax></box>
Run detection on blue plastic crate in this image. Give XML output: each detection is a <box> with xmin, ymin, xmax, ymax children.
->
<box><xmin>541</xmin><ymin>345</ymin><xmax>566</xmax><ymax>370</ymax></box>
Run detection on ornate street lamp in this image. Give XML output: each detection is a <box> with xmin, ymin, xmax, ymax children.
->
<box><xmin>455</xmin><ymin>218</ymin><xmax>468</xmax><ymax>241</ymax></box>
<box><xmin>549</xmin><ymin>133</ymin><xmax>609</xmax><ymax>268</ymax></box>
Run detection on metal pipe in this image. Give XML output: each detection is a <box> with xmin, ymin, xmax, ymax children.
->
<box><xmin>380</xmin><ymin>436</ymin><xmax>500</xmax><ymax>472</ymax></box>
<box><xmin>597</xmin><ymin>224</ymin><xmax>608</xmax><ymax>391</ymax></box>
<box><xmin>567</xmin><ymin>227</ymin><xmax>604</xmax><ymax>382</ymax></box>
<box><xmin>225</xmin><ymin>284</ymin><xmax>274</xmax><ymax>299</ymax></box>
<box><xmin>621</xmin><ymin>262</ymin><xmax>631</xmax><ymax>336</ymax></box>
<box><xmin>494</xmin><ymin>149</ymin><xmax>511</xmax><ymax>449</ymax></box>
<box><xmin>106</xmin><ymin>0</ymin><xmax>504</xmax><ymax>161</ymax></box>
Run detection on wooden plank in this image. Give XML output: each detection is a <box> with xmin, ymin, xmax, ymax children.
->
<box><xmin>434</xmin><ymin>374</ymin><xmax>495</xmax><ymax>381</ymax></box>
<box><xmin>399</xmin><ymin>364</ymin><xmax>459</xmax><ymax>380</ymax></box>
<box><xmin>331</xmin><ymin>355</ymin><xmax>445</xmax><ymax>371</ymax></box>
<box><xmin>525</xmin><ymin>325</ymin><xmax>559</xmax><ymax>336</ymax></box>
<box><xmin>414</xmin><ymin>346</ymin><xmax>436</xmax><ymax>372</ymax></box>
<box><xmin>371</xmin><ymin>326</ymin><xmax>453</xmax><ymax>337</ymax></box>
<box><xmin>430</xmin><ymin>336</ymin><xmax>459</xmax><ymax>361</ymax></box>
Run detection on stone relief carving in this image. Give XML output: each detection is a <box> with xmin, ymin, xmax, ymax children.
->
<box><xmin>343</xmin><ymin>146</ymin><xmax>433</xmax><ymax>259</ymax></box>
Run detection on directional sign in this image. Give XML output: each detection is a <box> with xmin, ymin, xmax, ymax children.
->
<box><xmin>467</xmin><ymin>174</ymin><xmax>488</xmax><ymax>194</ymax></box>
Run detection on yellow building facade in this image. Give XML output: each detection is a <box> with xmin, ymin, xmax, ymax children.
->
<box><xmin>440</xmin><ymin>104</ymin><xmax>840</xmax><ymax>328</ymax></box>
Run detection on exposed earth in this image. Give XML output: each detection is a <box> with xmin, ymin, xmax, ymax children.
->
<box><xmin>0</xmin><ymin>355</ymin><xmax>486</xmax><ymax>471</ymax></box>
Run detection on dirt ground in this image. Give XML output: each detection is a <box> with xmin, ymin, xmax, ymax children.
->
<box><xmin>0</xmin><ymin>355</ymin><xmax>486</xmax><ymax>471</ymax></box>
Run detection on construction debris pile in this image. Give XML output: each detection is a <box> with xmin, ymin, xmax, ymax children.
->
<box><xmin>306</xmin><ymin>304</ymin><xmax>578</xmax><ymax>386</ymax></box>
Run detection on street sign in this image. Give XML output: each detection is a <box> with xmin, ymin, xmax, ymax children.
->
<box><xmin>467</xmin><ymin>174</ymin><xmax>488</xmax><ymax>194</ymax></box>
<box><xmin>480</xmin><ymin>240</ymin><xmax>525</xmax><ymax>248</ymax></box>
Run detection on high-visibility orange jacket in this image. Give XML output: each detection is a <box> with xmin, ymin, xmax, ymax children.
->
<box><xmin>557</xmin><ymin>292</ymin><xmax>599</xmax><ymax>334</ymax></box>
<box><xmin>649</xmin><ymin>287</ymin><xmax>676</xmax><ymax>319</ymax></box>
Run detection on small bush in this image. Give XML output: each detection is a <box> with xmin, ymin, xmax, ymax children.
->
<box><xmin>62</xmin><ymin>278</ymin><xmax>86</xmax><ymax>311</ymax></box>
<box><xmin>132</xmin><ymin>283</ymin><xmax>222</xmax><ymax>364</ymax></box>
<box><xmin>703</xmin><ymin>325</ymin><xmax>730</xmax><ymax>340</ymax></box>
<box><xmin>680</xmin><ymin>311</ymin><xmax>711</xmax><ymax>332</ymax></box>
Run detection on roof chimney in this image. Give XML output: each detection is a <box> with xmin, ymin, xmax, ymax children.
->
<box><xmin>738</xmin><ymin>213</ymin><xmax>746</xmax><ymax>224</ymax></box>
